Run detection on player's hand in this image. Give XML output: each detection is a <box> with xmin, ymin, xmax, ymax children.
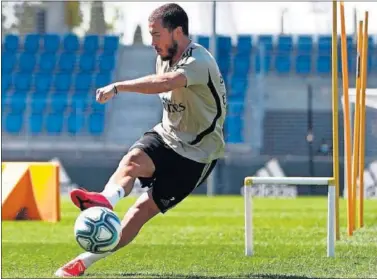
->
<box><xmin>96</xmin><ymin>84</ymin><xmax>117</xmax><ymax>104</ymax></box>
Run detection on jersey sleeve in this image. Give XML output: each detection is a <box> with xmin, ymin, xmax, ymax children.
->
<box><xmin>175</xmin><ymin>55</ymin><xmax>208</xmax><ymax>87</ymax></box>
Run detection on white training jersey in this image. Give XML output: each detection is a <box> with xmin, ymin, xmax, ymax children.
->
<box><xmin>153</xmin><ymin>42</ymin><xmax>227</xmax><ymax>164</ymax></box>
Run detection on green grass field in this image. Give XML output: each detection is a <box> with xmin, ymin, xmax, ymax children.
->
<box><xmin>2</xmin><ymin>196</ymin><xmax>377</xmax><ymax>278</ymax></box>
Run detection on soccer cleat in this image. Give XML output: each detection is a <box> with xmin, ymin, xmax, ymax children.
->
<box><xmin>70</xmin><ymin>189</ymin><xmax>113</xmax><ymax>211</ymax></box>
<box><xmin>54</xmin><ymin>259</ymin><xmax>86</xmax><ymax>277</ymax></box>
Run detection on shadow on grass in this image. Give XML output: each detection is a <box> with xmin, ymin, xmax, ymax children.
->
<box><xmin>84</xmin><ymin>272</ymin><xmax>321</xmax><ymax>279</ymax></box>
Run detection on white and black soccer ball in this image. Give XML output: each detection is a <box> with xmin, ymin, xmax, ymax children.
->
<box><xmin>74</xmin><ymin>207</ymin><xmax>122</xmax><ymax>254</ymax></box>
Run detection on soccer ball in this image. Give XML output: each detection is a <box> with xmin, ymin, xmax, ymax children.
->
<box><xmin>74</xmin><ymin>206</ymin><xmax>122</xmax><ymax>254</ymax></box>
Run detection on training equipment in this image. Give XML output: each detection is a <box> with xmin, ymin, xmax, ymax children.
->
<box><xmin>244</xmin><ymin>177</ymin><xmax>336</xmax><ymax>258</ymax></box>
<box><xmin>1</xmin><ymin>162</ymin><xmax>60</xmax><ymax>222</ymax></box>
<box><xmin>74</xmin><ymin>206</ymin><xmax>122</xmax><ymax>253</ymax></box>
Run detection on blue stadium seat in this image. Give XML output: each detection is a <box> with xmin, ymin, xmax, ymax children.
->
<box><xmin>14</xmin><ymin>73</ymin><xmax>32</xmax><ymax>91</ymax></box>
<box><xmin>88</xmin><ymin>113</ymin><xmax>105</xmax><ymax>135</ymax></box>
<box><xmin>275</xmin><ymin>54</ymin><xmax>291</xmax><ymax>74</ymax></box>
<box><xmin>99</xmin><ymin>55</ymin><xmax>115</xmax><ymax>72</ymax></box>
<box><xmin>217</xmin><ymin>36</ymin><xmax>232</xmax><ymax>52</ymax></box>
<box><xmin>2</xmin><ymin>74</ymin><xmax>12</xmax><ymax>92</ymax></box>
<box><xmin>233</xmin><ymin>57</ymin><xmax>250</xmax><ymax>76</ymax></box>
<box><xmin>67</xmin><ymin>111</ymin><xmax>85</xmax><ymax>134</ymax></box>
<box><xmin>79</xmin><ymin>54</ymin><xmax>96</xmax><ymax>72</ymax></box>
<box><xmin>5</xmin><ymin>112</ymin><xmax>23</xmax><ymax>134</ymax></box>
<box><xmin>297</xmin><ymin>35</ymin><xmax>313</xmax><ymax>53</ymax></box>
<box><xmin>4</xmin><ymin>34</ymin><xmax>19</xmax><ymax>52</ymax></box>
<box><xmin>39</xmin><ymin>52</ymin><xmax>56</xmax><ymax>73</ymax></box>
<box><xmin>10</xmin><ymin>93</ymin><xmax>26</xmax><ymax>113</ymax></box>
<box><xmin>19</xmin><ymin>53</ymin><xmax>36</xmax><ymax>72</ymax></box>
<box><xmin>31</xmin><ymin>94</ymin><xmax>47</xmax><ymax>113</ymax></box>
<box><xmin>225</xmin><ymin>116</ymin><xmax>243</xmax><ymax>143</ymax></box>
<box><xmin>295</xmin><ymin>54</ymin><xmax>312</xmax><ymax>74</ymax></box>
<box><xmin>217</xmin><ymin>56</ymin><xmax>231</xmax><ymax>77</ymax></box>
<box><xmin>316</xmin><ymin>55</ymin><xmax>331</xmax><ymax>74</ymax></box>
<box><xmin>254</xmin><ymin>54</ymin><xmax>271</xmax><ymax>73</ymax></box>
<box><xmin>71</xmin><ymin>93</ymin><xmax>88</xmax><ymax>111</ymax></box>
<box><xmin>46</xmin><ymin>113</ymin><xmax>64</xmax><ymax>134</ymax></box>
<box><xmin>58</xmin><ymin>52</ymin><xmax>76</xmax><ymax>72</ymax></box>
<box><xmin>63</xmin><ymin>34</ymin><xmax>79</xmax><ymax>52</ymax></box>
<box><xmin>237</xmin><ymin>35</ymin><xmax>252</xmax><ymax>55</ymax></box>
<box><xmin>257</xmin><ymin>35</ymin><xmax>273</xmax><ymax>53</ymax></box>
<box><xmin>227</xmin><ymin>102</ymin><xmax>245</xmax><ymax>116</ymax></box>
<box><xmin>54</xmin><ymin>74</ymin><xmax>72</xmax><ymax>91</ymax></box>
<box><xmin>43</xmin><ymin>34</ymin><xmax>60</xmax><ymax>53</ymax></box>
<box><xmin>91</xmin><ymin>100</ymin><xmax>106</xmax><ymax>113</ymax></box>
<box><xmin>277</xmin><ymin>35</ymin><xmax>293</xmax><ymax>52</ymax></box>
<box><xmin>367</xmin><ymin>36</ymin><xmax>374</xmax><ymax>73</ymax></box>
<box><xmin>35</xmin><ymin>73</ymin><xmax>52</xmax><ymax>91</ymax></box>
<box><xmin>197</xmin><ymin>36</ymin><xmax>210</xmax><ymax>50</ymax></box>
<box><xmin>95</xmin><ymin>73</ymin><xmax>111</xmax><ymax>88</ymax></box>
<box><xmin>24</xmin><ymin>34</ymin><xmax>40</xmax><ymax>53</ymax></box>
<box><xmin>50</xmin><ymin>94</ymin><xmax>68</xmax><ymax>112</ymax></box>
<box><xmin>83</xmin><ymin>35</ymin><xmax>99</xmax><ymax>52</ymax></box>
<box><xmin>230</xmin><ymin>78</ymin><xmax>247</xmax><ymax>101</ymax></box>
<box><xmin>29</xmin><ymin>113</ymin><xmax>44</xmax><ymax>134</ymax></box>
<box><xmin>103</xmin><ymin>35</ymin><xmax>119</xmax><ymax>54</ymax></box>
<box><xmin>2</xmin><ymin>53</ymin><xmax>16</xmax><ymax>73</ymax></box>
<box><xmin>75</xmin><ymin>73</ymin><xmax>92</xmax><ymax>91</ymax></box>
<box><xmin>318</xmin><ymin>35</ymin><xmax>332</xmax><ymax>54</ymax></box>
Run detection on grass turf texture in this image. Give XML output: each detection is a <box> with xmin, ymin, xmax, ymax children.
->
<box><xmin>2</xmin><ymin>196</ymin><xmax>377</xmax><ymax>278</ymax></box>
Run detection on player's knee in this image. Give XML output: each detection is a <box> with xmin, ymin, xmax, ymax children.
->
<box><xmin>118</xmin><ymin>149</ymin><xmax>155</xmax><ymax>178</ymax></box>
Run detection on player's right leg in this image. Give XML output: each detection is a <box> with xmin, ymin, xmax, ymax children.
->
<box><xmin>70</xmin><ymin>146</ymin><xmax>155</xmax><ymax>211</ymax></box>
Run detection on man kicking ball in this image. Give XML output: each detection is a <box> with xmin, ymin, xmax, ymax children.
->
<box><xmin>55</xmin><ymin>3</ymin><xmax>227</xmax><ymax>277</ymax></box>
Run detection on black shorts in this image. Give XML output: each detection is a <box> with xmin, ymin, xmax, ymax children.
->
<box><xmin>128</xmin><ymin>131</ymin><xmax>217</xmax><ymax>213</ymax></box>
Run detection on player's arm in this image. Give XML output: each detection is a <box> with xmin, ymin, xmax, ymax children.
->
<box><xmin>114</xmin><ymin>72</ymin><xmax>187</xmax><ymax>94</ymax></box>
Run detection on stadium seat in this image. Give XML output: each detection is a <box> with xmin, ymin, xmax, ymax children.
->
<box><xmin>316</xmin><ymin>55</ymin><xmax>331</xmax><ymax>74</ymax></box>
<box><xmin>197</xmin><ymin>36</ymin><xmax>210</xmax><ymax>50</ymax></box>
<box><xmin>95</xmin><ymin>73</ymin><xmax>111</xmax><ymax>88</ymax></box>
<box><xmin>225</xmin><ymin>116</ymin><xmax>243</xmax><ymax>143</ymax></box>
<box><xmin>63</xmin><ymin>34</ymin><xmax>79</xmax><ymax>52</ymax></box>
<box><xmin>75</xmin><ymin>73</ymin><xmax>92</xmax><ymax>91</ymax></box>
<box><xmin>46</xmin><ymin>113</ymin><xmax>64</xmax><ymax>134</ymax></box>
<box><xmin>237</xmin><ymin>35</ymin><xmax>252</xmax><ymax>55</ymax></box>
<box><xmin>14</xmin><ymin>73</ymin><xmax>32</xmax><ymax>91</ymax></box>
<box><xmin>4</xmin><ymin>34</ymin><xmax>19</xmax><ymax>52</ymax></box>
<box><xmin>10</xmin><ymin>94</ymin><xmax>26</xmax><ymax>113</ymax></box>
<box><xmin>51</xmin><ymin>94</ymin><xmax>68</xmax><ymax>112</ymax></box>
<box><xmin>35</xmin><ymin>73</ymin><xmax>52</xmax><ymax>91</ymax></box>
<box><xmin>79</xmin><ymin>54</ymin><xmax>96</xmax><ymax>72</ymax></box>
<box><xmin>233</xmin><ymin>57</ymin><xmax>250</xmax><ymax>76</ymax></box>
<box><xmin>277</xmin><ymin>35</ymin><xmax>293</xmax><ymax>52</ymax></box>
<box><xmin>5</xmin><ymin>112</ymin><xmax>23</xmax><ymax>134</ymax></box>
<box><xmin>43</xmin><ymin>34</ymin><xmax>60</xmax><ymax>53</ymax></box>
<box><xmin>39</xmin><ymin>53</ymin><xmax>56</xmax><ymax>73</ymax></box>
<box><xmin>83</xmin><ymin>35</ymin><xmax>99</xmax><ymax>52</ymax></box>
<box><xmin>31</xmin><ymin>94</ymin><xmax>47</xmax><ymax>113</ymax></box>
<box><xmin>275</xmin><ymin>54</ymin><xmax>291</xmax><ymax>74</ymax></box>
<box><xmin>24</xmin><ymin>34</ymin><xmax>40</xmax><ymax>53</ymax></box>
<box><xmin>88</xmin><ymin>113</ymin><xmax>105</xmax><ymax>135</ymax></box>
<box><xmin>58</xmin><ymin>52</ymin><xmax>76</xmax><ymax>72</ymax></box>
<box><xmin>297</xmin><ymin>35</ymin><xmax>313</xmax><ymax>53</ymax></box>
<box><xmin>318</xmin><ymin>35</ymin><xmax>332</xmax><ymax>54</ymax></box>
<box><xmin>254</xmin><ymin>54</ymin><xmax>271</xmax><ymax>73</ymax></box>
<box><xmin>99</xmin><ymin>55</ymin><xmax>115</xmax><ymax>72</ymax></box>
<box><xmin>103</xmin><ymin>35</ymin><xmax>119</xmax><ymax>54</ymax></box>
<box><xmin>29</xmin><ymin>113</ymin><xmax>44</xmax><ymax>134</ymax></box>
<box><xmin>217</xmin><ymin>56</ymin><xmax>231</xmax><ymax>77</ymax></box>
<box><xmin>19</xmin><ymin>53</ymin><xmax>36</xmax><ymax>72</ymax></box>
<box><xmin>71</xmin><ymin>93</ymin><xmax>88</xmax><ymax>111</ymax></box>
<box><xmin>2</xmin><ymin>74</ymin><xmax>12</xmax><ymax>92</ymax></box>
<box><xmin>54</xmin><ymin>74</ymin><xmax>72</xmax><ymax>91</ymax></box>
<box><xmin>230</xmin><ymin>78</ymin><xmax>247</xmax><ymax>101</ymax></box>
<box><xmin>67</xmin><ymin>111</ymin><xmax>85</xmax><ymax>135</ymax></box>
<box><xmin>295</xmin><ymin>54</ymin><xmax>312</xmax><ymax>74</ymax></box>
<box><xmin>91</xmin><ymin>100</ymin><xmax>106</xmax><ymax>113</ymax></box>
<box><xmin>257</xmin><ymin>35</ymin><xmax>273</xmax><ymax>53</ymax></box>
<box><xmin>2</xmin><ymin>53</ymin><xmax>16</xmax><ymax>73</ymax></box>
<box><xmin>217</xmin><ymin>36</ymin><xmax>232</xmax><ymax>52</ymax></box>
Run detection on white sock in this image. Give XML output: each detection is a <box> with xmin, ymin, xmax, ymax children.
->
<box><xmin>101</xmin><ymin>183</ymin><xmax>125</xmax><ymax>208</ymax></box>
<box><xmin>77</xmin><ymin>252</ymin><xmax>112</xmax><ymax>268</ymax></box>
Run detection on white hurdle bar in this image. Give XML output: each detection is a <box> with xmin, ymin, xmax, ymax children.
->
<box><xmin>243</xmin><ymin>176</ymin><xmax>336</xmax><ymax>258</ymax></box>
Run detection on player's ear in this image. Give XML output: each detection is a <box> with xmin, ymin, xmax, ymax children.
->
<box><xmin>173</xmin><ymin>26</ymin><xmax>183</xmax><ymax>37</ymax></box>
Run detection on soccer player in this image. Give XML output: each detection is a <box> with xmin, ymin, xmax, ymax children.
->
<box><xmin>55</xmin><ymin>3</ymin><xmax>227</xmax><ymax>277</ymax></box>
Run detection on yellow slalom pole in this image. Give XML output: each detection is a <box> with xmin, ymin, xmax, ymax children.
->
<box><xmin>340</xmin><ymin>1</ymin><xmax>353</xmax><ymax>237</ymax></box>
<box><xmin>358</xmin><ymin>11</ymin><xmax>369</xmax><ymax>229</ymax></box>
<box><xmin>351</xmin><ymin>21</ymin><xmax>364</xmax><ymax>234</ymax></box>
<box><xmin>331</xmin><ymin>0</ymin><xmax>340</xmax><ymax>241</ymax></box>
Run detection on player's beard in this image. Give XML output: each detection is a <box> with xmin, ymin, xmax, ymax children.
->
<box><xmin>161</xmin><ymin>39</ymin><xmax>178</xmax><ymax>62</ymax></box>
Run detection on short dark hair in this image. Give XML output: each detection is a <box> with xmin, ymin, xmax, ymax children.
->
<box><xmin>149</xmin><ymin>3</ymin><xmax>189</xmax><ymax>36</ymax></box>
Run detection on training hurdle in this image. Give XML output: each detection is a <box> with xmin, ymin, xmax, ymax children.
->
<box><xmin>243</xmin><ymin>177</ymin><xmax>336</xmax><ymax>258</ymax></box>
